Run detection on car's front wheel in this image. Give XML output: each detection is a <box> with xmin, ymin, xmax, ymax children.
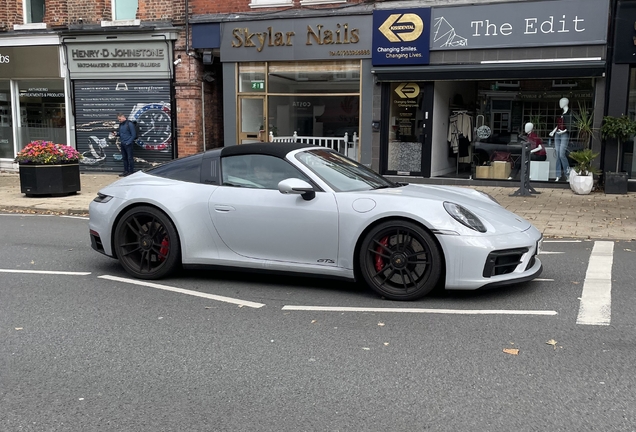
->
<box><xmin>114</xmin><ymin>206</ymin><xmax>181</xmax><ymax>279</ymax></box>
<box><xmin>359</xmin><ymin>220</ymin><xmax>442</xmax><ymax>300</ymax></box>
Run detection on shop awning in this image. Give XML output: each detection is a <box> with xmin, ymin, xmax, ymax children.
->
<box><xmin>372</xmin><ymin>60</ymin><xmax>606</xmax><ymax>81</ymax></box>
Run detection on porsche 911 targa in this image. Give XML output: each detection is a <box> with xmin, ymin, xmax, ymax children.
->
<box><xmin>89</xmin><ymin>143</ymin><xmax>542</xmax><ymax>300</ymax></box>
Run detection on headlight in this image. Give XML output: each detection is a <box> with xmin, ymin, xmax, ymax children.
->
<box><xmin>93</xmin><ymin>193</ymin><xmax>113</xmax><ymax>203</ymax></box>
<box><xmin>443</xmin><ymin>202</ymin><xmax>487</xmax><ymax>233</ymax></box>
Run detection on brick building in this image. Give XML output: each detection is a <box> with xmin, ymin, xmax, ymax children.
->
<box><xmin>0</xmin><ymin>0</ymin><xmax>223</xmax><ymax>173</ymax></box>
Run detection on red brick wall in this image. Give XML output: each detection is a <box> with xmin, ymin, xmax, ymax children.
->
<box><xmin>190</xmin><ymin>0</ymin><xmax>366</xmax><ymax>14</ymax></box>
<box><xmin>0</xmin><ymin>0</ymin><xmax>23</xmax><ymax>29</ymax></box>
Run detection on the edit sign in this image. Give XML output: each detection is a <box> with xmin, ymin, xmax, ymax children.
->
<box><xmin>372</xmin><ymin>8</ymin><xmax>431</xmax><ymax>66</ymax></box>
<box><xmin>431</xmin><ymin>0</ymin><xmax>609</xmax><ymax>50</ymax></box>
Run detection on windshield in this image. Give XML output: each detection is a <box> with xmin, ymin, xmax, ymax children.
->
<box><xmin>295</xmin><ymin>149</ymin><xmax>396</xmax><ymax>192</ymax></box>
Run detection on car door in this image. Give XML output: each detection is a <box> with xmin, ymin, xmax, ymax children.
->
<box><xmin>209</xmin><ymin>154</ymin><xmax>339</xmax><ymax>266</ymax></box>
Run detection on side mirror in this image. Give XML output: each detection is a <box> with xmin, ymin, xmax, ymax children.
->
<box><xmin>278</xmin><ymin>178</ymin><xmax>315</xmax><ymax>201</ymax></box>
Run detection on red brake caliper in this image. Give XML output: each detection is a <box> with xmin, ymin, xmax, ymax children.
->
<box><xmin>375</xmin><ymin>236</ymin><xmax>389</xmax><ymax>272</ymax></box>
<box><xmin>159</xmin><ymin>237</ymin><xmax>169</xmax><ymax>261</ymax></box>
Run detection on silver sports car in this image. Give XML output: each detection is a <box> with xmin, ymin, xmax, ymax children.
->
<box><xmin>89</xmin><ymin>143</ymin><xmax>542</xmax><ymax>301</ymax></box>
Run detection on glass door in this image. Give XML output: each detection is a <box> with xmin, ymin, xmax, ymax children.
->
<box><xmin>238</xmin><ymin>96</ymin><xmax>266</xmax><ymax>144</ymax></box>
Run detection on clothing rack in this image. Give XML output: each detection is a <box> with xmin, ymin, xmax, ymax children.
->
<box><xmin>448</xmin><ymin>110</ymin><xmax>474</xmax><ymax>175</ymax></box>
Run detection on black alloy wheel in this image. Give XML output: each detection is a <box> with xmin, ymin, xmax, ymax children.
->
<box><xmin>359</xmin><ymin>220</ymin><xmax>442</xmax><ymax>300</ymax></box>
<box><xmin>114</xmin><ymin>206</ymin><xmax>181</xmax><ymax>279</ymax></box>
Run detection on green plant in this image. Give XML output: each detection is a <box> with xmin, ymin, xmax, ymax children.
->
<box><xmin>568</xmin><ymin>148</ymin><xmax>600</xmax><ymax>176</ymax></box>
<box><xmin>600</xmin><ymin>115</ymin><xmax>636</xmax><ymax>171</ymax></box>
<box><xmin>572</xmin><ymin>102</ymin><xmax>596</xmax><ymax>149</ymax></box>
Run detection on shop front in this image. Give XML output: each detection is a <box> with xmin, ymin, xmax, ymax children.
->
<box><xmin>218</xmin><ymin>15</ymin><xmax>374</xmax><ymax>164</ymax></box>
<box><xmin>607</xmin><ymin>0</ymin><xmax>636</xmax><ymax>190</ymax></box>
<box><xmin>0</xmin><ymin>40</ymin><xmax>68</xmax><ymax>170</ymax></box>
<box><xmin>372</xmin><ymin>0</ymin><xmax>610</xmax><ymax>183</ymax></box>
<box><xmin>63</xmin><ymin>34</ymin><xmax>177</xmax><ymax>173</ymax></box>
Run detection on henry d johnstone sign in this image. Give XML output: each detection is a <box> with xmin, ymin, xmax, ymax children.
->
<box><xmin>66</xmin><ymin>41</ymin><xmax>172</xmax><ymax>79</ymax></box>
<box><xmin>431</xmin><ymin>0</ymin><xmax>609</xmax><ymax>50</ymax></box>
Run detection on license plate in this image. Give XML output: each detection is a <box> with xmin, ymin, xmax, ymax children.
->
<box><xmin>536</xmin><ymin>238</ymin><xmax>543</xmax><ymax>255</ymax></box>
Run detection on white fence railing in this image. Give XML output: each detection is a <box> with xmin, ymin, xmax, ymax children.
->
<box><xmin>269</xmin><ymin>131</ymin><xmax>358</xmax><ymax>161</ymax></box>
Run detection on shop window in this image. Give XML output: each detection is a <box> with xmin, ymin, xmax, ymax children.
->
<box><xmin>17</xmin><ymin>80</ymin><xmax>66</xmax><ymax>151</ymax></box>
<box><xmin>24</xmin><ymin>0</ymin><xmax>45</xmax><ymax>23</ymax></box>
<box><xmin>624</xmin><ymin>68</ymin><xmax>636</xmax><ymax>178</ymax></box>
<box><xmin>236</xmin><ymin>61</ymin><xmax>361</xmax><ymax>149</ymax></box>
<box><xmin>113</xmin><ymin>0</ymin><xmax>138</xmax><ymax>20</ymax></box>
<box><xmin>0</xmin><ymin>81</ymin><xmax>12</xmax><ymax>159</ymax></box>
<box><xmin>249</xmin><ymin>0</ymin><xmax>292</xmax><ymax>8</ymax></box>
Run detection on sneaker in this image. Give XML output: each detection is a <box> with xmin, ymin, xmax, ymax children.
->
<box><xmin>118</xmin><ymin>172</ymin><xmax>127</xmax><ymax>177</ymax></box>
<box><xmin>554</xmin><ymin>177</ymin><xmax>560</xmax><ymax>182</ymax></box>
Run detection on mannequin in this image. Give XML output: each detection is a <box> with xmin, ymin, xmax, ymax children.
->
<box><xmin>549</xmin><ymin>97</ymin><xmax>571</xmax><ymax>181</ymax></box>
<box><xmin>508</xmin><ymin>122</ymin><xmax>547</xmax><ymax>180</ymax></box>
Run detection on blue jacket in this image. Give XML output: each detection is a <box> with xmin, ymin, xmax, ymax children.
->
<box><xmin>118</xmin><ymin>120</ymin><xmax>136</xmax><ymax>145</ymax></box>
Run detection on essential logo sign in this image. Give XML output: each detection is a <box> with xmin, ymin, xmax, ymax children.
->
<box><xmin>372</xmin><ymin>8</ymin><xmax>430</xmax><ymax>66</ymax></box>
<box><xmin>379</xmin><ymin>14</ymin><xmax>423</xmax><ymax>42</ymax></box>
<box><xmin>394</xmin><ymin>83</ymin><xmax>420</xmax><ymax>99</ymax></box>
<box><xmin>0</xmin><ymin>54</ymin><xmax>10</xmax><ymax>64</ymax></box>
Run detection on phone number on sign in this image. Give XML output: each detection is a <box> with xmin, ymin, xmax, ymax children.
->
<box><xmin>329</xmin><ymin>49</ymin><xmax>371</xmax><ymax>56</ymax></box>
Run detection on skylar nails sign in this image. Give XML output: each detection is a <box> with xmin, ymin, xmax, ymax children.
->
<box><xmin>221</xmin><ymin>16</ymin><xmax>372</xmax><ymax>62</ymax></box>
<box><xmin>431</xmin><ymin>0</ymin><xmax>609</xmax><ymax>50</ymax></box>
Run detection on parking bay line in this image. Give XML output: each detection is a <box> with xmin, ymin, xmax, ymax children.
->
<box><xmin>576</xmin><ymin>241</ymin><xmax>614</xmax><ymax>326</ymax></box>
<box><xmin>282</xmin><ymin>306</ymin><xmax>557</xmax><ymax>316</ymax></box>
<box><xmin>0</xmin><ymin>269</ymin><xmax>91</xmax><ymax>275</ymax></box>
<box><xmin>99</xmin><ymin>275</ymin><xmax>265</xmax><ymax>309</ymax></box>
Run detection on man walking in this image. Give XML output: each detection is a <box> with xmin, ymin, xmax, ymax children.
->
<box><xmin>116</xmin><ymin>113</ymin><xmax>136</xmax><ymax>177</ymax></box>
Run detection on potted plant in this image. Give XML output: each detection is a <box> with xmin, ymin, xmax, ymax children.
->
<box><xmin>573</xmin><ymin>102</ymin><xmax>596</xmax><ymax>149</ymax></box>
<box><xmin>568</xmin><ymin>148</ymin><xmax>600</xmax><ymax>195</ymax></box>
<box><xmin>600</xmin><ymin>115</ymin><xmax>636</xmax><ymax>194</ymax></box>
<box><xmin>14</xmin><ymin>140</ymin><xmax>83</xmax><ymax>196</ymax></box>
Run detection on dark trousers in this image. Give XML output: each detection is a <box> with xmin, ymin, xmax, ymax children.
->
<box><xmin>121</xmin><ymin>143</ymin><xmax>134</xmax><ymax>174</ymax></box>
<box><xmin>510</xmin><ymin>154</ymin><xmax>546</xmax><ymax>179</ymax></box>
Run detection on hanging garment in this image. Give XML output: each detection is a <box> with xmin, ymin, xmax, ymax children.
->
<box><xmin>448</xmin><ymin>112</ymin><xmax>473</xmax><ymax>155</ymax></box>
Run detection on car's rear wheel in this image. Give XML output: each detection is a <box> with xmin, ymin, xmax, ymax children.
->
<box><xmin>359</xmin><ymin>220</ymin><xmax>442</xmax><ymax>300</ymax></box>
<box><xmin>114</xmin><ymin>206</ymin><xmax>180</xmax><ymax>279</ymax></box>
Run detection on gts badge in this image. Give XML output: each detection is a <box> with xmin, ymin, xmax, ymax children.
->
<box><xmin>317</xmin><ymin>259</ymin><xmax>335</xmax><ymax>264</ymax></box>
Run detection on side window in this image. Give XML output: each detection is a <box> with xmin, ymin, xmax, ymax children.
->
<box><xmin>221</xmin><ymin>154</ymin><xmax>309</xmax><ymax>189</ymax></box>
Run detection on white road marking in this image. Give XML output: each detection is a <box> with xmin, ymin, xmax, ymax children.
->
<box><xmin>576</xmin><ymin>241</ymin><xmax>614</xmax><ymax>326</ymax></box>
<box><xmin>0</xmin><ymin>269</ymin><xmax>91</xmax><ymax>275</ymax></box>
<box><xmin>0</xmin><ymin>214</ymin><xmax>53</xmax><ymax>217</ymax></box>
<box><xmin>539</xmin><ymin>251</ymin><xmax>564</xmax><ymax>255</ymax></box>
<box><xmin>61</xmin><ymin>215</ymin><xmax>89</xmax><ymax>220</ymax></box>
<box><xmin>534</xmin><ymin>278</ymin><xmax>554</xmax><ymax>281</ymax></box>
<box><xmin>543</xmin><ymin>240</ymin><xmax>582</xmax><ymax>243</ymax></box>
<box><xmin>99</xmin><ymin>275</ymin><xmax>265</xmax><ymax>308</ymax></box>
<box><xmin>282</xmin><ymin>306</ymin><xmax>557</xmax><ymax>316</ymax></box>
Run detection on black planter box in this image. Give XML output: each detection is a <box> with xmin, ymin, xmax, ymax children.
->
<box><xmin>19</xmin><ymin>163</ymin><xmax>81</xmax><ymax>196</ymax></box>
<box><xmin>604</xmin><ymin>171</ymin><xmax>628</xmax><ymax>195</ymax></box>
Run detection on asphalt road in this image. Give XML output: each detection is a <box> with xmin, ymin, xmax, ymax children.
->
<box><xmin>1</xmin><ymin>214</ymin><xmax>635</xmax><ymax>432</ymax></box>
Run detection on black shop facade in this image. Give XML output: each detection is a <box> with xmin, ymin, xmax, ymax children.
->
<box><xmin>63</xmin><ymin>32</ymin><xmax>177</xmax><ymax>173</ymax></box>
<box><xmin>371</xmin><ymin>0</ymin><xmax>609</xmax><ymax>183</ymax></box>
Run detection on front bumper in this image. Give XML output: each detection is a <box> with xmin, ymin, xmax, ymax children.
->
<box><xmin>437</xmin><ymin>227</ymin><xmax>543</xmax><ymax>290</ymax></box>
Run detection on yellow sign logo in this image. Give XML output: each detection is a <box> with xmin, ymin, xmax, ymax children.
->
<box><xmin>395</xmin><ymin>83</ymin><xmax>420</xmax><ymax>99</ymax></box>
<box><xmin>379</xmin><ymin>13</ymin><xmax>424</xmax><ymax>43</ymax></box>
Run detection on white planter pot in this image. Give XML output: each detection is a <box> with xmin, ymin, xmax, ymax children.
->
<box><xmin>569</xmin><ymin>171</ymin><xmax>594</xmax><ymax>195</ymax></box>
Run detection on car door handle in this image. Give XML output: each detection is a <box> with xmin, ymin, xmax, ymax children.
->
<box><xmin>214</xmin><ymin>205</ymin><xmax>236</xmax><ymax>212</ymax></box>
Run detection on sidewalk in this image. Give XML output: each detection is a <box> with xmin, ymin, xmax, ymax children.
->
<box><xmin>1</xmin><ymin>172</ymin><xmax>635</xmax><ymax>240</ymax></box>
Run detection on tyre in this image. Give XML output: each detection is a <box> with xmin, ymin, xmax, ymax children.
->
<box><xmin>114</xmin><ymin>206</ymin><xmax>181</xmax><ymax>279</ymax></box>
<box><xmin>359</xmin><ymin>220</ymin><xmax>442</xmax><ymax>301</ymax></box>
